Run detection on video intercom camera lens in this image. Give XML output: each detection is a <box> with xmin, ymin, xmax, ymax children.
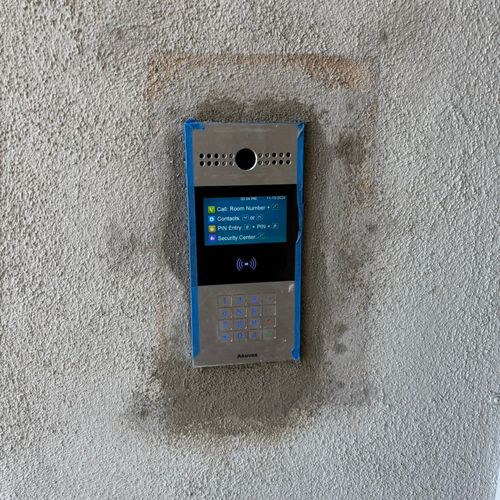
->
<box><xmin>184</xmin><ymin>120</ymin><xmax>304</xmax><ymax>367</ymax></box>
<box><xmin>235</xmin><ymin>148</ymin><xmax>257</xmax><ymax>170</ymax></box>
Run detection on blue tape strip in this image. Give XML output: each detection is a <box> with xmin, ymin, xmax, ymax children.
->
<box><xmin>183</xmin><ymin>119</ymin><xmax>204</xmax><ymax>359</ymax></box>
<box><xmin>292</xmin><ymin>122</ymin><xmax>304</xmax><ymax>361</ymax></box>
<box><xmin>196</xmin><ymin>120</ymin><xmax>298</xmax><ymax>125</ymax></box>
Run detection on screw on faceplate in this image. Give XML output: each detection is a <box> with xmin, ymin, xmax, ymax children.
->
<box><xmin>491</xmin><ymin>393</ymin><xmax>500</xmax><ymax>405</ymax></box>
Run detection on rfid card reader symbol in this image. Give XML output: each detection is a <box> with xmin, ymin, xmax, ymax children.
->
<box><xmin>236</xmin><ymin>257</ymin><xmax>257</xmax><ymax>272</ymax></box>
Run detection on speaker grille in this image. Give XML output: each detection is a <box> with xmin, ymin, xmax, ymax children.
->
<box><xmin>198</xmin><ymin>151</ymin><xmax>292</xmax><ymax>167</ymax></box>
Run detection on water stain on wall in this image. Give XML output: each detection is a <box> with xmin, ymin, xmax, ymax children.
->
<box><xmin>101</xmin><ymin>222</ymin><xmax>138</xmax><ymax>272</ymax></box>
<box><xmin>128</xmin><ymin>53</ymin><xmax>379</xmax><ymax>436</ymax></box>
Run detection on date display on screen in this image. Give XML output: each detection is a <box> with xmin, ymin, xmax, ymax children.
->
<box><xmin>203</xmin><ymin>196</ymin><xmax>287</xmax><ymax>246</ymax></box>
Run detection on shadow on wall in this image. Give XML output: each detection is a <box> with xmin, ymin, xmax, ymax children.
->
<box><xmin>130</xmin><ymin>54</ymin><xmax>380</xmax><ymax>437</ymax></box>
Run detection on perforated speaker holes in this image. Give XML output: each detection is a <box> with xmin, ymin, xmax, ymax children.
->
<box><xmin>199</xmin><ymin>152</ymin><xmax>292</xmax><ymax>167</ymax></box>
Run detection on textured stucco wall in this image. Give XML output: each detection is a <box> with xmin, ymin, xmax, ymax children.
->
<box><xmin>1</xmin><ymin>1</ymin><xmax>499</xmax><ymax>498</ymax></box>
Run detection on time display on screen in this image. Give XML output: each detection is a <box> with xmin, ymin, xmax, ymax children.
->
<box><xmin>203</xmin><ymin>196</ymin><xmax>287</xmax><ymax>246</ymax></box>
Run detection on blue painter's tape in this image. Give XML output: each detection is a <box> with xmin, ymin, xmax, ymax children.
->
<box><xmin>292</xmin><ymin>122</ymin><xmax>304</xmax><ymax>361</ymax></box>
<box><xmin>183</xmin><ymin>119</ymin><xmax>204</xmax><ymax>359</ymax></box>
<box><xmin>185</xmin><ymin>118</ymin><xmax>205</xmax><ymax>130</ymax></box>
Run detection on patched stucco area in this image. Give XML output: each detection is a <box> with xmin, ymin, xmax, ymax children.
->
<box><xmin>1</xmin><ymin>1</ymin><xmax>499</xmax><ymax>499</ymax></box>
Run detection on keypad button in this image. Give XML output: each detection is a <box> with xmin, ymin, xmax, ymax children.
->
<box><xmin>233</xmin><ymin>307</ymin><xmax>246</xmax><ymax>318</ymax></box>
<box><xmin>262</xmin><ymin>328</ymin><xmax>276</xmax><ymax>340</ymax></box>
<box><xmin>262</xmin><ymin>304</ymin><xmax>276</xmax><ymax>317</ymax></box>
<box><xmin>248</xmin><ymin>318</ymin><xmax>261</xmax><ymax>329</ymax></box>
<box><xmin>248</xmin><ymin>306</ymin><xmax>262</xmax><ymax>317</ymax></box>
<box><xmin>263</xmin><ymin>316</ymin><xmax>276</xmax><ymax>328</ymax></box>
<box><xmin>248</xmin><ymin>330</ymin><xmax>262</xmax><ymax>340</ymax></box>
<box><xmin>234</xmin><ymin>318</ymin><xmax>246</xmax><ymax>330</ymax></box>
<box><xmin>219</xmin><ymin>320</ymin><xmax>233</xmax><ymax>332</ymax></box>
<box><xmin>262</xmin><ymin>294</ymin><xmax>276</xmax><ymax>305</ymax></box>
<box><xmin>234</xmin><ymin>295</ymin><xmax>245</xmax><ymax>306</ymax></box>
<box><xmin>245</xmin><ymin>294</ymin><xmax>262</xmax><ymax>305</ymax></box>
<box><xmin>218</xmin><ymin>295</ymin><xmax>232</xmax><ymax>307</ymax></box>
<box><xmin>234</xmin><ymin>331</ymin><xmax>247</xmax><ymax>341</ymax></box>
<box><xmin>218</xmin><ymin>332</ymin><xmax>233</xmax><ymax>342</ymax></box>
<box><xmin>218</xmin><ymin>307</ymin><xmax>232</xmax><ymax>319</ymax></box>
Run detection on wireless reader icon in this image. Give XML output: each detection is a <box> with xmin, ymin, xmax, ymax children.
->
<box><xmin>236</xmin><ymin>257</ymin><xmax>257</xmax><ymax>271</ymax></box>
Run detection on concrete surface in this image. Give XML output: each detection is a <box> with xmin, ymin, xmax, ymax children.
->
<box><xmin>1</xmin><ymin>0</ymin><xmax>499</xmax><ymax>498</ymax></box>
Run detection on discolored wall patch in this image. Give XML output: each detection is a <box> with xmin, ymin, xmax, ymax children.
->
<box><xmin>144</xmin><ymin>53</ymin><xmax>377</xmax><ymax>102</ymax></box>
<box><xmin>133</xmin><ymin>52</ymin><xmax>381</xmax><ymax>437</ymax></box>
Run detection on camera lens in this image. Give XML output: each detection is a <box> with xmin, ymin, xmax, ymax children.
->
<box><xmin>235</xmin><ymin>148</ymin><xmax>257</xmax><ymax>170</ymax></box>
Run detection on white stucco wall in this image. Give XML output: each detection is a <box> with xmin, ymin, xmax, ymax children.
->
<box><xmin>1</xmin><ymin>1</ymin><xmax>498</xmax><ymax>498</ymax></box>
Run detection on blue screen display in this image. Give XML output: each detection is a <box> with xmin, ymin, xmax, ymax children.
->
<box><xmin>203</xmin><ymin>196</ymin><xmax>287</xmax><ymax>246</ymax></box>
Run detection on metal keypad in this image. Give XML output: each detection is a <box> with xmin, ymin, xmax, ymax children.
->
<box><xmin>217</xmin><ymin>294</ymin><xmax>277</xmax><ymax>342</ymax></box>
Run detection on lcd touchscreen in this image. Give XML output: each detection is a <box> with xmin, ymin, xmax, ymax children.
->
<box><xmin>203</xmin><ymin>196</ymin><xmax>287</xmax><ymax>246</ymax></box>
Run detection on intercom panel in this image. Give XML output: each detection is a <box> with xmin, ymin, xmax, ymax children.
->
<box><xmin>183</xmin><ymin>121</ymin><xmax>304</xmax><ymax>367</ymax></box>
